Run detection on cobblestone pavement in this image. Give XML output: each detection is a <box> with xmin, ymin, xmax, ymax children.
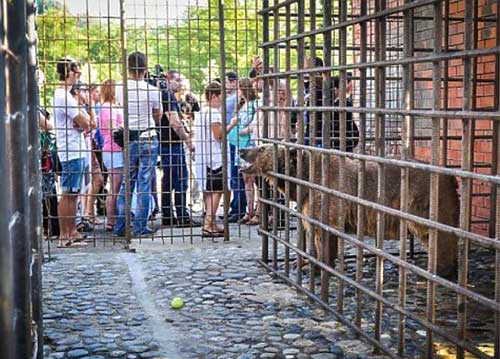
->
<box><xmin>43</xmin><ymin>229</ymin><xmax>385</xmax><ymax>359</ymax></box>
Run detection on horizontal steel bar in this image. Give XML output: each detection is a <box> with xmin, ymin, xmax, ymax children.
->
<box><xmin>260</xmin><ymin>0</ymin><xmax>438</xmax><ymax>47</ymax></box>
<box><xmin>260</xmin><ymin>106</ymin><xmax>500</xmax><ymax>120</ymax></box>
<box><xmin>257</xmin><ymin>0</ymin><xmax>297</xmax><ymax>15</ymax></box>
<box><xmin>258</xmin><ymin>47</ymin><xmax>500</xmax><ymax>76</ymax></box>
<box><xmin>262</xmin><ymin>139</ymin><xmax>500</xmax><ymax>186</ymax></box>
<box><xmin>258</xmin><ymin>198</ymin><xmax>500</xmax><ymax>312</ymax></box>
<box><xmin>259</xmin><ymin>228</ymin><xmax>494</xmax><ymax>359</ymax></box>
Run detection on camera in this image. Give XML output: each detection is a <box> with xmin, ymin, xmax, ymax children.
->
<box><xmin>146</xmin><ymin>64</ymin><xmax>168</xmax><ymax>91</ymax></box>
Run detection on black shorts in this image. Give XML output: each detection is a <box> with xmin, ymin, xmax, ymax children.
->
<box><xmin>205</xmin><ymin>167</ymin><xmax>223</xmax><ymax>192</ymax></box>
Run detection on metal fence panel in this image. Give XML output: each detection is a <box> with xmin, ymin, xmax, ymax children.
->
<box><xmin>257</xmin><ymin>0</ymin><xmax>500</xmax><ymax>357</ymax></box>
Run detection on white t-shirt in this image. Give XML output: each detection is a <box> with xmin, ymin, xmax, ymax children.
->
<box><xmin>53</xmin><ymin>88</ymin><xmax>85</xmax><ymax>162</ymax></box>
<box><xmin>195</xmin><ymin>106</ymin><xmax>223</xmax><ymax>169</ymax></box>
<box><xmin>116</xmin><ymin>79</ymin><xmax>162</xmax><ymax>138</ymax></box>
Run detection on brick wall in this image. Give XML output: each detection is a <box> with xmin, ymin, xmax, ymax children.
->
<box><xmin>350</xmin><ymin>0</ymin><xmax>498</xmax><ymax>236</ymax></box>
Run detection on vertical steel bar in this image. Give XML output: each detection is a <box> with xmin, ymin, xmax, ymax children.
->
<box><xmin>398</xmin><ymin>0</ymin><xmax>414</xmax><ymax>354</ymax></box>
<box><xmin>355</xmin><ymin>0</ymin><xmax>368</xmax><ymax>331</ymax></box>
<box><xmin>425</xmin><ymin>1</ymin><xmax>443</xmax><ymax>357</ymax></box>
<box><xmin>272</xmin><ymin>0</ymin><xmax>279</xmax><ymax>271</ymax></box>
<box><xmin>261</xmin><ymin>0</ymin><xmax>270</xmax><ymax>264</ymax></box>
<box><xmin>457</xmin><ymin>1</ymin><xmax>474</xmax><ymax>358</ymax></box>
<box><xmin>27</xmin><ymin>1</ymin><xmax>43</xmax><ymax>357</ymax></box>
<box><xmin>495</xmin><ymin>1</ymin><xmax>500</xmax><ymax>356</ymax></box>
<box><xmin>489</xmin><ymin>0</ymin><xmax>499</xmax><ymax>240</ymax></box>
<box><xmin>119</xmin><ymin>0</ymin><xmax>132</xmax><ymax>248</ymax></box>
<box><xmin>296</xmin><ymin>0</ymin><xmax>306</xmax><ymax>288</ymax></box>
<box><xmin>320</xmin><ymin>0</ymin><xmax>332</xmax><ymax>303</ymax></box>
<box><xmin>308</xmin><ymin>0</ymin><xmax>317</xmax><ymax>295</ymax></box>
<box><xmin>374</xmin><ymin>0</ymin><xmax>387</xmax><ymax>349</ymax></box>
<box><xmin>284</xmin><ymin>2</ymin><xmax>292</xmax><ymax>278</ymax></box>
<box><xmin>335</xmin><ymin>0</ymin><xmax>348</xmax><ymax>314</ymax></box>
<box><xmin>0</xmin><ymin>3</ymin><xmax>12</xmax><ymax>359</ymax></box>
<box><xmin>1</xmin><ymin>1</ymin><xmax>32</xmax><ymax>358</ymax></box>
<box><xmin>218</xmin><ymin>0</ymin><xmax>230</xmax><ymax>242</ymax></box>
<box><xmin>442</xmin><ymin>0</ymin><xmax>449</xmax><ymax>169</ymax></box>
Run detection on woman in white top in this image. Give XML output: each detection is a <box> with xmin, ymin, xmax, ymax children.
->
<box><xmin>194</xmin><ymin>82</ymin><xmax>237</xmax><ymax>236</ymax></box>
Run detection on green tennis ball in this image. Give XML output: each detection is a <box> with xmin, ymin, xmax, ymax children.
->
<box><xmin>171</xmin><ymin>297</ymin><xmax>184</xmax><ymax>309</ymax></box>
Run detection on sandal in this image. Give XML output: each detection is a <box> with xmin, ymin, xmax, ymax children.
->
<box><xmin>202</xmin><ymin>228</ymin><xmax>224</xmax><ymax>237</ymax></box>
<box><xmin>84</xmin><ymin>216</ymin><xmax>104</xmax><ymax>225</ymax></box>
<box><xmin>105</xmin><ymin>223</ymin><xmax>115</xmax><ymax>232</ymax></box>
<box><xmin>57</xmin><ymin>238</ymin><xmax>88</xmax><ymax>248</ymax></box>
<box><xmin>247</xmin><ymin>215</ymin><xmax>261</xmax><ymax>226</ymax></box>
<box><xmin>237</xmin><ymin>214</ymin><xmax>252</xmax><ymax>225</ymax></box>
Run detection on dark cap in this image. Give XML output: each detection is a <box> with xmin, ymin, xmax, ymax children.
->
<box><xmin>225</xmin><ymin>71</ymin><xmax>238</xmax><ymax>81</ymax></box>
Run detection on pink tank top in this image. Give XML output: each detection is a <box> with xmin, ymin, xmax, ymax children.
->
<box><xmin>99</xmin><ymin>103</ymin><xmax>123</xmax><ymax>152</ymax></box>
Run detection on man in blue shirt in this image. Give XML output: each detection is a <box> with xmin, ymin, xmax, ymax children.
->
<box><xmin>225</xmin><ymin>71</ymin><xmax>247</xmax><ymax>222</ymax></box>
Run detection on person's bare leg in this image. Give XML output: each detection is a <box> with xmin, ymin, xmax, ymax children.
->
<box><xmin>84</xmin><ymin>169</ymin><xmax>104</xmax><ymax>221</ymax></box>
<box><xmin>106</xmin><ymin>170</ymin><xmax>123</xmax><ymax>226</ymax></box>
<box><xmin>68</xmin><ymin>195</ymin><xmax>84</xmax><ymax>240</ymax></box>
<box><xmin>203</xmin><ymin>192</ymin><xmax>213</xmax><ymax>231</ymax></box>
<box><xmin>211</xmin><ymin>191</ymin><xmax>224</xmax><ymax>232</ymax></box>
<box><xmin>58</xmin><ymin>194</ymin><xmax>71</xmax><ymax>243</ymax></box>
<box><xmin>243</xmin><ymin>173</ymin><xmax>255</xmax><ymax>217</ymax></box>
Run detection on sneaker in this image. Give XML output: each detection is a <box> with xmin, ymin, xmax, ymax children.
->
<box><xmin>76</xmin><ymin>218</ymin><xmax>93</xmax><ymax>233</ymax></box>
<box><xmin>133</xmin><ymin>228</ymin><xmax>157</xmax><ymax>237</ymax></box>
<box><xmin>177</xmin><ymin>217</ymin><xmax>201</xmax><ymax>228</ymax></box>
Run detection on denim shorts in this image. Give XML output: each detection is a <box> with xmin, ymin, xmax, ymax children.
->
<box><xmin>102</xmin><ymin>151</ymin><xmax>124</xmax><ymax>169</ymax></box>
<box><xmin>60</xmin><ymin>158</ymin><xmax>85</xmax><ymax>193</ymax></box>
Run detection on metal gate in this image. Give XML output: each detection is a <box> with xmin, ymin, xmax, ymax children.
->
<box><xmin>257</xmin><ymin>0</ymin><xmax>500</xmax><ymax>357</ymax></box>
<box><xmin>37</xmin><ymin>0</ymin><xmax>261</xmax><ymax>252</ymax></box>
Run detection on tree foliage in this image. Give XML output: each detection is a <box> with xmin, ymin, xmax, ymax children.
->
<box><xmin>38</xmin><ymin>0</ymin><xmax>261</xmax><ymax>106</ymax></box>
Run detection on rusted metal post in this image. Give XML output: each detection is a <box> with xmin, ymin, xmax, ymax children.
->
<box><xmin>261</xmin><ymin>0</ymin><xmax>270</xmax><ymax>264</ymax></box>
<box><xmin>27</xmin><ymin>0</ymin><xmax>44</xmax><ymax>357</ymax></box>
<box><xmin>398</xmin><ymin>0</ymin><xmax>414</xmax><ymax>354</ymax></box>
<box><xmin>218</xmin><ymin>0</ymin><xmax>230</xmax><ymax>242</ymax></box>
<box><xmin>374</xmin><ymin>0</ymin><xmax>387</xmax><ymax>349</ymax></box>
<box><xmin>0</xmin><ymin>1</ymin><xmax>33</xmax><ymax>358</ymax></box>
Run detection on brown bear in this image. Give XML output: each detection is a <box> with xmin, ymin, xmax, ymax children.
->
<box><xmin>240</xmin><ymin>145</ymin><xmax>460</xmax><ymax>278</ymax></box>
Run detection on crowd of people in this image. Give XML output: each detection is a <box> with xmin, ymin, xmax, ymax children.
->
<box><xmin>40</xmin><ymin>52</ymin><xmax>359</xmax><ymax>246</ymax></box>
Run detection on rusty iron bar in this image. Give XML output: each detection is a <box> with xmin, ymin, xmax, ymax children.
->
<box><xmin>258</xmin><ymin>197</ymin><xmax>499</xmax><ymax>314</ymax></box>
<box><xmin>259</xmin><ymin>46</ymin><xmax>500</xmax><ymax>77</ymax></box>
<box><xmin>334</xmin><ymin>0</ymin><xmax>348</xmax><ymax>314</ymax></box>
<box><xmin>0</xmin><ymin>0</ymin><xmax>33</xmax><ymax>358</ymax></box>
<box><xmin>489</xmin><ymin>0</ymin><xmax>500</xmax><ymax>241</ymax></box>
<box><xmin>293</xmin><ymin>0</ymin><xmax>307</xmax><ymax>287</ymax></box>
<box><xmin>397</xmin><ymin>0</ymin><xmax>413</xmax><ymax>354</ymax></box>
<box><xmin>495</xmin><ymin>2</ymin><xmax>500</xmax><ymax>356</ymax></box>
<box><xmin>457</xmin><ymin>2</ymin><xmax>474</xmax><ymax>358</ymax></box>
<box><xmin>271</xmin><ymin>0</ymin><xmax>280</xmax><ymax>271</ymax></box>
<box><xmin>261</xmin><ymin>0</ymin><xmax>271</xmax><ymax>264</ymax></box>
<box><xmin>218</xmin><ymin>0</ymin><xmax>229</xmax><ymax>243</ymax></box>
<box><xmin>27</xmin><ymin>0</ymin><xmax>44</xmax><ymax>357</ymax></box>
<box><xmin>424</xmin><ymin>1</ymin><xmax>443</xmax><ymax>356</ymax></box>
<box><xmin>256</xmin><ymin>227</ymin><xmax>494</xmax><ymax>359</ymax></box>
<box><xmin>283</xmin><ymin>2</ymin><xmax>292</xmax><ymax>278</ymax></box>
<box><xmin>260</xmin><ymin>105</ymin><xmax>500</xmax><ymax>120</ymax></box>
<box><xmin>262</xmin><ymin>138</ymin><xmax>500</xmax><ymax>186</ymax></box>
<box><xmin>373</xmin><ymin>0</ymin><xmax>387</xmax><ymax>348</ymax></box>
<box><xmin>307</xmin><ymin>0</ymin><xmax>318</xmax><ymax>296</ymax></box>
<box><xmin>354</xmin><ymin>0</ymin><xmax>368</xmax><ymax>335</ymax></box>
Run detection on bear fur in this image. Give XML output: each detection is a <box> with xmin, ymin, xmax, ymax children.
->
<box><xmin>240</xmin><ymin>145</ymin><xmax>460</xmax><ymax>278</ymax></box>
